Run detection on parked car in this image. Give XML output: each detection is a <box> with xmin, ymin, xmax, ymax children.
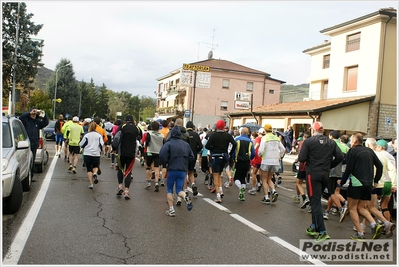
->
<box><xmin>34</xmin><ymin>128</ymin><xmax>49</xmax><ymax>173</ymax></box>
<box><xmin>2</xmin><ymin>115</ymin><xmax>33</xmax><ymax>214</ymax></box>
<box><xmin>44</xmin><ymin>120</ymin><xmax>56</xmax><ymax>140</ymax></box>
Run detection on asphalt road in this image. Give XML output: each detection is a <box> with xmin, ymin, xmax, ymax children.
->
<box><xmin>2</xmin><ymin>142</ymin><xmax>397</xmax><ymax>265</ymax></box>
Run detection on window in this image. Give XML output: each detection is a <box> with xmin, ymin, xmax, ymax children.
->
<box><xmin>345</xmin><ymin>66</ymin><xmax>358</xmax><ymax>91</ymax></box>
<box><xmin>221</xmin><ymin>101</ymin><xmax>228</xmax><ymax>111</ymax></box>
<box><xmin>322</xmin><ymin>80</ymin><xmax>328</xmax><ymax>99</ymax></box>
<box><xmin>222</xmin><ymin>79</ymin><xmax>230</xmax><ymax>89</ymax></box>
<box><xmin>246</xmin><ymin>82</ymin><xmax>253</xmax><ymax>91</ymax></box>
<box><xmin>323</xmin><ymin>54</ymin><xmax>330</xmax><ymax>69</ymax></box>
<box><xmin>269</xmin><ymin>90</ymin><xmax>274</xmax><ymax>94</ymax></box>
<box><xmin>347</xmin><ymin>32</ymin><xmax>360</xmax><ymax>52</ymax></box>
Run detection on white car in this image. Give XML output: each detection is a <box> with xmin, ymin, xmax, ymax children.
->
<box><xmin>2</xmin><ymin>115</ymin><xmax>33</xmax><ymax>214</ymax></box>
<box><xmin>34</xmin><ymin>128</ymin><xmax>49</xmax><ymax>173</ymax></box>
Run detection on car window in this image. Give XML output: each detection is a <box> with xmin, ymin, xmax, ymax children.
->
<box><xmin>13</xmin><ymin>120</ymin><xmax>28</xmax><ymax>145</ymax></box>
<box><xmin>2</xmin><ymin>122</ymin><xmax>12</xmax><ymax>148</ymax></box>
<box><xmin>47</xmin><ymin>121</ymin><xmax>56</xmax><ymax>128</ymax></box>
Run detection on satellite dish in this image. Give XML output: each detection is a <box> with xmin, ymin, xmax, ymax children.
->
<box><xmin>208</xmin><ymin>50</ymin><xmax>213</xmax><ymax>59</ymax></box>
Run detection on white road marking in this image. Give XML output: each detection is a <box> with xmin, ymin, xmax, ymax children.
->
<box><xmin>3</xmin><ymin>155</ymin><xmax>58</xmax><ymax>265</ymax></box>
<box><xmin>269</xmin><ymin>236</ymin><xmax>326</xmax><ymax>265</ymax></box>
<box><xmin>230</xmin><ymin>213</ymin><xmax>269</xmax><ymax>234</ymax></box>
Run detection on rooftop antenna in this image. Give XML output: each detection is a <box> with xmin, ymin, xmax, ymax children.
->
<box><xmin>202</xmin><ymin>28</ymin><xmax>218</xmax><ymax>59</ymax></box>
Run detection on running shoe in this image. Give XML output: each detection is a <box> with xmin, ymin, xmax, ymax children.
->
<box><xmin>315</xmin><ymin>232</ymin><xmax>330</xmax><ymax>243</ymax></box>
<box><xmin>306</xmin><ymin>227</ymin><xmax>319</xmax><ymax>237</ymax></box>
<box><xmin>239</xmin><ymin>187</ymin><xmax>245</xmax><ymax>201</ymax></box>
<box><xmin>72</xmin><ymin>167</ymin><xmax>77</xmax><ymax>174</ymax></box>
<box><xmin>339</xmin><ymin>203</ymin><xmax>349</xmax><ymax>223</ymax></box>
<box><xmin>88</xmin><ymin>184</ymin><xmax>94</xmax><ymax>189</ymax></box>
<box><xmin>214</xmin><ymin>196</ymin><xmax>222</xmax><ymax>203</ymax></box>
<box><xmin>385</xmin><ymin>222</ymin><xmax>396</xmax><ymax>238</ymax></box>
<box><xmin>165</xmin><ymin>210</ymin><xmax>175</xmax><ymax>217</ymax></box>
<box><xmin>145</xmin><ymin>181</ymin><xmax>151</xmax><ymax>189</ymax></box>
<box><xmin>124</xmin><ymin>190</ymin><xmax>130</xmax><ymax>199</ymax></box>
<box><xmin>371</xmin><ymin>224</ymin><xmax>383</xmax><ymax>239</ymax></box>
<box><xmin>353</xmin><ymin>223</ymin><xmax>366</xmax><ymax>233</ymax></box>
<box><xmin>220</xmin><ymin>190</ymin><xmax>224</xmax><ymax>198</ymax></box>
<box><xmin>271</xmin><ymin>191</ymin><xmax>278</xmax><ymax>202</ymax></box>
<box><xmin>93</xmin><ymin>173</ymin><xmax>98</xmax><ymax>184</ymax></box>
<box><xmin>176</xmin><ymin>196</ymin><xmax>182</xmax><ymax>206</ymax></box>
<box><xmin>192</xmin><ymin>184</ymin><xmax>198</xmax><ymax>196</ymax></box>
<box><xmin>68</xmin><ymin>165</ymin><xmax>73</xmax><ymax>171</ymax></box>
<box><xmin>330</xmin><ymin>207</ymin><xmax>338</xmax><ymax>215</ymax></box>
<box><xmin>224</xmin><ymin>181</ymin><xmax>230</xmax><ymax>189</ymax></box>
<box><xmin>261</xmin><ymin>198</ymin><xmax>271</xmax><ymax>205</ymax></box>
<box><xmin>248</xmin><ymin>188</ymin><xmax>256</xmax><ymax>195</ymax></box>
<box><xmin>160</xmin><ymin>179</ymin><xmax>165</xmax><ymax>186</ymax></box>
<box><xmin>292</xmin><ymin>195</ymin><xmax>300</xmax><ymax>203</ymax></box>
<box><xmin>185</xmin><ymin>196</ymin><xmax>193</xmax><ymax>211</ymax></box>
<box><xmin>300</xmin><ymin>199</ymin><xmax>310</xmax><ymax>209</ymax></box>
<box><xmin>323</xmin><ymin>211</ymin><xmax>329</xmax><ymax>220</ymax></box>
<box><xmin>117</xmin><ymin>185</ymin><xmax>124</xmax><ymax>195</ymax></box>
<box><xmin>350</xmin><ymin>233</ymin><xmax>366</xmax><ymax>241</ymax></box>
<box><xmin>154</xmin><ymin>183</ymin><xmax>159</xmax><ymax>192</ymax></box>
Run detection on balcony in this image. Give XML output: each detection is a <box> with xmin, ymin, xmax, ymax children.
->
<box><xmin>156</xmin><ymin>106</ymin><xmax>184</xmax><ymax>117</ymax></box>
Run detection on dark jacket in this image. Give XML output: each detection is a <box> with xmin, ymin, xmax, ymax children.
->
<box><xmin>19</xmin><ymin>112</ymin><xmax>49</xmax><ymax>149</ymax></box>
<box><xmin>298</xmin><ymin>134</ymin><xmax>343</xmax><ymax>174</ymax></box>
<box><xmin>187</xmin><ymin>129</ymin><xmax>203</xmax><ymax>155</ymax></box>
<box><xmin>232</xmin><ymin>134</ymin><xmax>255</xmax><ymax>162</ymax></box>
<box><xmin>165</xmin><ymin>125</ymin><xmax>189</xmax><ymax>143</ymax></box>
<box><xmin>205</xmin><ymin>130</ymin><xmax>237</xmax><ymax>156</ymax></box>
<box><xmin>341</xmin><ymin>145</ymin><xmax>383</xmax><ymax>186</ymax></box>
<box><xmin>159</xmin><ymin>126</ymin><xmax>194</xmax><ymax>171</ymax></box>
<box><xmin>112</xmin><ymin>121</ymin><xmax>141</xmax><ymax>158</ymax></box>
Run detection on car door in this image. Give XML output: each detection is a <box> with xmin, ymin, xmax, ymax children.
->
<box><xmin>12</xmin><ymin>120</ymin><xmax>31</xmax><ymax>180</ymax></box>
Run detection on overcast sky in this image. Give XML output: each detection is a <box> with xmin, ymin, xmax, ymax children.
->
<box><xmin>26</xmin><ymin>1</ymin><xmax>396</xmax><ymax>97</ymax></box>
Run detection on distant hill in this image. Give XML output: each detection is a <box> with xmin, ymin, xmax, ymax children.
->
<box><xmin>280</xmin><ymin>83</ymin><xmax>309</xmax><ymax>102</ymax></box>
<box><xmin>33</xmin><ymin>66</ymin><xmax>53</xmax><ymax>90</ymax></box>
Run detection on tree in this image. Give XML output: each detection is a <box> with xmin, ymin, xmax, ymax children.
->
<box><xmin>2</xmin><ymin>2</ymin><xmax>44</xmax><ymax>96</ymax></box>
<box><xmin>46</xmin><ymin>59</ymin><xmax>78</xmax><ymax>118</ymax></box>
<box><xmin>95</xmin><ymin>83</ymin><xmax>109</xmax><ymax>118</ymax></box>
<box><xmin>28</xmin><ymin>89</ymin><xmax>52</xmax><ymax>113</ymax></box>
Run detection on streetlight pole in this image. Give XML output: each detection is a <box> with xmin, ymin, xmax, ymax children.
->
<box><xmin>53</xmin><ymin>62</ymin><xmax>72</xmax><ymax>120</ymax></box>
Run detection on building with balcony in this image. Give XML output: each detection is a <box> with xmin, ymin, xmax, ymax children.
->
<box><xmin>228</xmin><ymin>7</ymin><xmax>397</xmax><ymax>140</ymax></box>
<box><xmin>155</xmin><ymin>58</ymin><xmax>285</xmax><ymax>129</ymax></box>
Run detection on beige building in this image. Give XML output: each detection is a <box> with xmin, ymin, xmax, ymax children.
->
<box><xmin>155</xmin><ymin>58</ymin><xmax>285</xmax><ymax>128</ymax></box>
<box><xmin>229</xmin><ymin>7</ymin><xmax>397</xmax><ymax>140</ymax></box>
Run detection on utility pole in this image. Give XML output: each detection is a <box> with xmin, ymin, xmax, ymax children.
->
<box><xmin>11</xmin><ymin>2</ymin><xmax>21</xmax><ymax>116</ymax></box>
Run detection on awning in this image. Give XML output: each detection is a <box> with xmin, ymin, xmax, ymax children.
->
<box><xmin>155</xmin><ymin>115</ymin><xmax>173</xmax><ymax>121</ymax></box>
<box><xmin>321</xmin><ymin>102</ymin><xmax>369</xmax><ymax>132</ymax></box>
<box><xmin>165</xmin><ymin>94</ymin><xmax>178</xmax><ymax>102</ymax></box>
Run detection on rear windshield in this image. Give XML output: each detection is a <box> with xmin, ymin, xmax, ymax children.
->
<box><xmin>2</xmin><ymin>122</ymin><xmax>12</xmax><ymax>148</ymax></box>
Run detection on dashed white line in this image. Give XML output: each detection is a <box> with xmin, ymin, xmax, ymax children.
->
<box><xmin>230</xmin><ymin>213</ymin><xmax>269</xmax><ymax>234</ymax></box>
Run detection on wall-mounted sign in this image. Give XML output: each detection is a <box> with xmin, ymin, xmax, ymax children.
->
<box><xmin>183</xmin><ymin>64</ymin><xmax>210</xmax><ymax>72</ymax></box>
<box><xmin>234</xmin><ymin>101</ymin><xmax>251</xmax><ymax>110</ymax></box>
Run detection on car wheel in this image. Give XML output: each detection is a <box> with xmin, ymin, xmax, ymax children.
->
<box><xmin>3</xmin><ymin>171</ymin><xmax>23</xmax><ymax>214</ymax></box>
<box><xmin>43</xmin><ymin>150</ymin><xmax>49</xmax><ymax>165</ymax></box>
<box><xmin>35</xmin><ymin>161</ymin><xmax>43</xmax><ymax>173</ymax></box>
<box><xmin>22</xmin><ymin>166</ymin><xmax>32</xmax><ymax>192</ymax></box>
